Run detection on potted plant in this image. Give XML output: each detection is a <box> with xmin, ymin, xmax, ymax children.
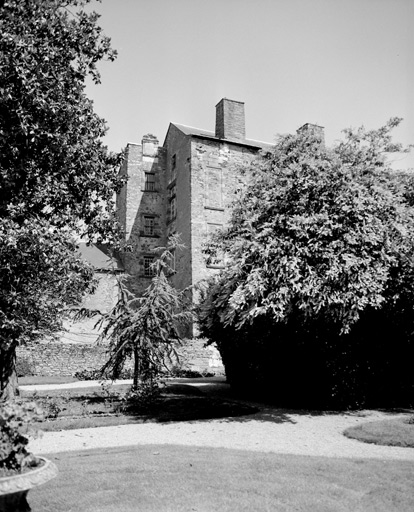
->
<box><xmin>0</xmin><ymin>401</ymin><xmax>58</xmax><ymax>512</ymax></box>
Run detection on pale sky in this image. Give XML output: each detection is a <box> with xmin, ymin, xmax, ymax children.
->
<box><xmin>86</xmin><ymin>0</ymin><xmax>413</xmax><ymax>169</ymax></box>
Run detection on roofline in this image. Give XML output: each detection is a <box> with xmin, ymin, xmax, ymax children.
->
<box><xmin>215</xmin><ymin>98</ymin><xmax>245</xmax><ymax>107</ymax></box>
<box><xmin>191</xmin><ymin>133</ymin><xmax>265</xmax><ymax>150</ymax></box>
<box><xmin>164</xmin><ymin>122</ymin><xmax>273</xmax><ymax>150</ymax></box>
<box><xmin>162</xmin><ymin>122</ymin><xmax>177</xmax><ymax>147</ymax></box>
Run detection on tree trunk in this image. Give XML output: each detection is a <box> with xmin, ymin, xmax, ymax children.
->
<box><xmin>133</xmin><ymin>346</ymin><xmax>139</xmax><ymax>391</ymax></box>
<box><xmin>0</xmin><ymin>347</ymin><xmax>19</xmax><ymax>401</ymax></box>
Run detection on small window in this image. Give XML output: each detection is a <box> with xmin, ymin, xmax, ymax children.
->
<box><xmin>169</xmin><ymin>196</ymin><xmax>177</xmax><ymax>221</ymax></box>
<box><xmin>143</xmin><ymin>216</ymin><xmax>155</xmax><ymax>236</ymax></box>
<box><xmin>169</xmin><ymin>250</ymin><xmax>176</xmax><ymax>272</ymax></box>
<box><xmin>144</xmin><ymin>172</ymin><xmax>156</xmax><ymax>191</ymax></box>
<box><xmin>169</xmin><ymin>185</ymin><xmax>177</xmax><ymax>199</ymax></box>
<box><xmin>171</xmin><ymin>154</ymin><xmax>177</xmax><ymax>182</ymax></box>
<box><xmin>143</xmin><ymin>256</ymin><xmax>155</xmax><ymax>277</ymax></box>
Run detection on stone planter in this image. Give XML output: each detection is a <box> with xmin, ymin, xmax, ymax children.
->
<box><xmin>0</xmin><ymin>457</ymin><xmax>58</xmax><ymax>512</ymax></box>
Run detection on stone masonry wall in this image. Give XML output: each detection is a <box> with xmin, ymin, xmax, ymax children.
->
<box><xmin>17</xmin><ymin>341</ymin><xmax>109</xmax><ymax>377</ymax></box>
<box><xmin>163</xmin><ymin>124</ymin><xmax>193</xmax><ymax>293</ymax></box>
<box><xmin>190</xmin><ymin>138</ymin><xmax>259</xmax><ymax>286</ymax></box>
<box><xmin>16</xmin><ymin>338</ymin><xmax>224</xmax><ymax>377</ymax></box>
<box><xmin>120</xmin><ymin>137</ymin><xmax>168</xmax><ymax>297</ymax></box>
<box><xmin>59</xmin><ymin>272</ymin><xmax>119</xmax><ymax>345</ymax></box>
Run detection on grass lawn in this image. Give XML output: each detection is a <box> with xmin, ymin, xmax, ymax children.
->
<box><xmin>15</xmin><ymin>381</ymin><xmax>414</xmax><ymax>510</ymax></box>
<box><xmin>19</xmin><ymin>376</ymin><xmax>78</xmax><ymax>386</ymax></box>
<box><xmin>29</xmin><ymin>444</ymin><xmax>414</xmax><ymax>512</ymax></box>
<box><xmin>344</xmin><ymin>417</ymin><xmax>414</xmax><ymax>448</ymax></box>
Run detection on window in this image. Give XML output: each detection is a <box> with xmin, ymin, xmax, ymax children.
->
<box><xmin>143</xmin><ymin>256</ymin><xmax>155</xmax><ymax>277</ymax></box>
<box><xmin>205</xmin><ymin>166</ymin><xmax>223</xmax><ymax>210</ymax></box>
<box><xmin>169</xmin><ymin>196</ymin><xmax>177</xmax><ymax>221</ymax></box>
<box><xmin>143</xmin><ymin>216</ymin><xmax>155</xmax><ymax>236</ymax></box>
<box><xmin>144</xmin><ymin>172</ymin><xmax>155</xmax><ymax>191</ymax></box>
<box><xmin>169</xmin><ymin>184</ymin><xmax>177</xmax><ymax>199</ymax></box>
<box><xmin>171</xmin><ymin>154</ymin><xmax>177</xmax><ymax>182</ymax></box>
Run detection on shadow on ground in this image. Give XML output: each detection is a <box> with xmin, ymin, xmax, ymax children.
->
<box><xmin>22</xmin><ymin>377</ymin><xmax>413</xmax><ymax>431</ymax></box>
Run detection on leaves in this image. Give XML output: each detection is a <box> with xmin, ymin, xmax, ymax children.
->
<box><xmin>199</xmin><ymin>120</ymin><xmax>414</xmax><ymax>336</ymax></box>
<box><xmin>81</xmin><ymin>236</ymin><xmax>193</xmax><ymax>388</ymax></box>
<box><xmin>0</xmin><ymin>1</ymin><xmax>123</xmax><ymax>397</ymax></box>
<box><xmin>0</xmin><ymin>0</ymin><xmax>125</xmax><ymax>241</ymax></box>
<box><xmin>0</xmin><ymin>400</ymin><xmax>43</xmax><ymax>473</ymax></box>
<box><xmin>0</xmin><ymin>218</ymin><xmax>95</xmax><ymax>350</ymax></box>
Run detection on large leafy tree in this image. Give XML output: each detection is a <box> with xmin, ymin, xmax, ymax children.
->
<box><xmin>0</xmin><ymin>0</ymin><xmax>124</xmax><ymax>399</ymax></box>
<box><xmin>198</xmin><ymin>120</ymin><xmax>414</xmax><ymax>408</ymax></box>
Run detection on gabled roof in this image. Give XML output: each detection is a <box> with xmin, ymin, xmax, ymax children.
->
<box><xmin>77</xmin><ymin>243</ymin><xmax>123</xmax><ymax>272</ymax></box>
<box><xmin>166</xmin><ymin>123</ymin><xmax>274</xmax><ymax>151</ymax></box>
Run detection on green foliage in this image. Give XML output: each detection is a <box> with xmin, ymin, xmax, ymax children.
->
<box><xmin>0</xmin><ymin>0</ymin><xmax>123</xmax><ymax>398</ymax></box>
<box><xmin>167</xmin><ymin>365</ymin><xmax>215</xmax><ymax>379</ymax></box>
<box><xmin>120</xmin><ymin>381</ymin><xmax>162</xmax><ymax>411</ymax></box>
<box><xmin>15</xmin><ymin>357</ymin><xmax>35</xmax><ymax>378</ymax></box>
<box><xmin>73</xmin><ymin>368</ymin><xmax>105</xmax><ymax>381</ymax></box>
<box><xmin>74</xmin><ymin>367</ymin><xmax>134</xmax><ymax>381</ymax></box>
<box><xmin>198</xmin><ymin>119</ymin><xmax>414</xmax><ymax>409</ymax></box>
<box><xmin>0</xmin><ymin>0</ymin><xmax>124</xmax><ymax>238</ymax></box>
<box><xmin>0</xmin><ymin>218</ymin><xmax>95</xmax><ymax>348</ymax></box>
<box><xmin>84</xmin><ymin>235</ymin><xmax>193</xmax><ymax>390</ymax></box>
<box><xmin>0</xmin><ymin>401</ymin><xmax>43</xmax><ymax>475</ymax></box>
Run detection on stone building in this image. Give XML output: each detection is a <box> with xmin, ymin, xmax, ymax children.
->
<box><xmin>17</xmin><ymin>99</ymin><xmax>323</xmax><ymax>378</ymax></box>
<box><xmin>117</xmin><ymin>98</ymin><xmax>274</xmax><ymax>302</ymax></box>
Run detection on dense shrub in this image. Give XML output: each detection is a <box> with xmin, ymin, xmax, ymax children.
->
<box><xmin>0</xmin><ymin>401</ymin><xmax>42</xmax><ymax>475</ymax></box>
<box><xmin>74</xmin><ymin>367</ymin><xmax>134</xmax><ymax>381</ymax></box>
<box><xmin>167</xmin><ymin>366</ymin><xmax>215</xmax><ymax>379</ymax></box>
<box><xmin>198</xmin><ymin>120</ymin><xmax>414</xmax><ymax>409</ymax></box>
<box><xmin>15</xmin><ymin>358</ymin><xmax>35</xmax><ymax>378</ymax></box>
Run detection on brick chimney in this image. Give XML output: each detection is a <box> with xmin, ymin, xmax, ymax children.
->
<box><xmin>297</xmin><ymin>123</ymin><xmax>324</xmax><ymax>144</ymax></box>
<box><xmin>215</xmin><ymin>98</ymin><xmax>246</xmax><ymax>141</ymax></box>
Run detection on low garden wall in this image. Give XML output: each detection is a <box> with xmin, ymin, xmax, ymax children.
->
<box><xmin>16</xmin><ymin>339</ymin><xmax>224</xmax><ymax>378</ymax></box>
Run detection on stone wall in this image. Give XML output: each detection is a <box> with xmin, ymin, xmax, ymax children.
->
<box><xmin>190</xmin><ymin>138</ymin><xmax>259</xmax><ymax>286</ymax></box>
<box><xmin>59</xmin><ymin>272</ymin><xmax>119</xmax><ymax>345</ymax></box>
<box><xmin>16</xmin><ymin>338</ymin><xmax>224</xmax><ymax>377</ymax></box>
<box><xmin>175</xmin><ymin>339</ymin><xmax>224</xmax><ymax>375</ymax></box>
<box><xmin>17</xmin><ymin>341</ymin><xmax>109</xmax><ymax>377</ymax></box>
<box><xmin>163</xmin><ymin>124</ymin><xmax>193</xmax><ymax>292</ymax></box>
<box><xmin>119</xmin><ymin>136</ymin><xmax>168</xmax><ymax>297</ymax></box>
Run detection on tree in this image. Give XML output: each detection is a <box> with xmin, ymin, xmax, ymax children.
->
<box><xmin>0</xmin><ymin>0</ymin><xmax>124</xmax><ymax>399</ymax></box>
<box><xmin>81</xmin><ymin>235</ymin><xmax>192</xmax><ymax>392</ymax></box>
<box><xmin>198</xmin><ymin>120</ymin><xmax>414</xmax><ymax>408</ymax></box>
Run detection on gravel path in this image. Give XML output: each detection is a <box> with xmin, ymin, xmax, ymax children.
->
<box><xmin>25</xmin><ymin>380</ymin><xmax>414</xmax><ymax>461</ymax></box>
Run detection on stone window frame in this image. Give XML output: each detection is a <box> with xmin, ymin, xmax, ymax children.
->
<box><xmin>169</xmin><ymin>184</ymin><xmax>177</xmax><ymax>199</ymax></box>
<box><xmin>143</xmin><ymin>255</ymin><xmax>156</xmax><ymax>277</ymax></box>
<box><xmin>144</xmin><ymin>172</ymin><xmax>156</xmax><ymax>191</ymax></box>
<box><xmin>169</xmin><ymin>196</ymin><xmax>177</xmax><ymax>223</ymax></box>
<box><xmin>204</xmin><ymin>165</ymin><xmax>224</xmax><ymax>211</ymax></box>
<box><xmin>170</xmin><ymin>153</ymin><xmax>177</xmax><ymax>183</ymax></box>
<box><xmin>143</xmin><ymin>215</ymin><xmax>155</xmax><ymax>236</ymax></box>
